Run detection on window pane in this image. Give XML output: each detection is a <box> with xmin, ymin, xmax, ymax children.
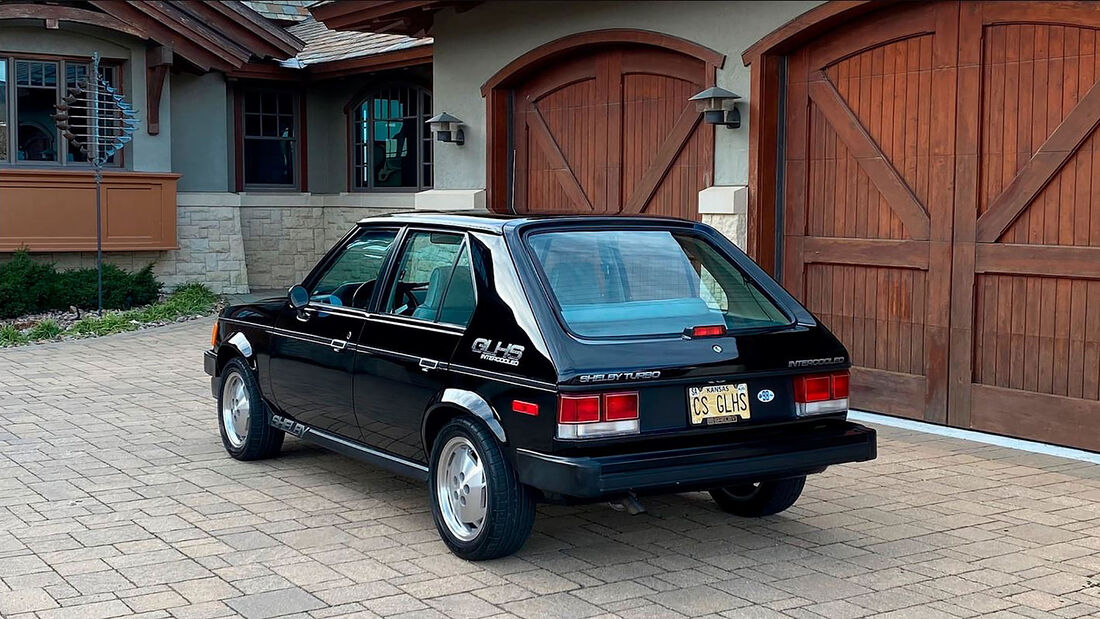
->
<box><xmin>310</xmin><ymin>229</ymin><xmax>398</xmax><ymax>307</ymax></box>
<box><xmin>16</xmin><ymin>72</ymin><xmax>58</xmax><ymax>162</ymax></box>
<box><xmin>438</xmin><ymin>245</ymin><xmax>474</xmax><ymax>326</ymax></box>
<box><xmin>373</xmin><ymin>116</ymin><xmax>415</xmax><ymax>187</ymax></box>
<box><xmin>385</xmin><ymin>231</ymin><xmax>464</xmax><ymax>320</ymax></box>
<box><xmin>527</xmin><ymin>230</ymin><xmax>790</xmax><ymax>337</ymax></box>
<box><xmin>244</xmin><ymin>138</ymin><xmax>294</xmax><ymax>185</ymax></box>
<box><xmin>0</xmin><ymin>60</ymin><xmax>8</xmax><ymax>161</ymax></box>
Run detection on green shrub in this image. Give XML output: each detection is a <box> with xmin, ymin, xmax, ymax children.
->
<box><xmin>0</xmin><ymin>323</ymin><xmax>27</xmax><ymax>347</ymax></box>
<box><xmin>0</xmin><ymin>250</ymin><xmax>162</xmax><ymax>319</ymax></box>
<box><xmin>26</xmin><ymin>318</ymin><xmax>63</xmax><ymax>341</ymax></box>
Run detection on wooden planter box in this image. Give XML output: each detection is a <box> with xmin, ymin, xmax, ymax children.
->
<box><xmin>0</xmin><ymin>169</ymin><xmax>180</xmax><ymax>252</ymax></box>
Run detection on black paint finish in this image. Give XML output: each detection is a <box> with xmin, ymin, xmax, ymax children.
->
<box><xmin>206</xmin><ymin>212</ymin><xmax>876</xmax><ymax>501</ymax></box>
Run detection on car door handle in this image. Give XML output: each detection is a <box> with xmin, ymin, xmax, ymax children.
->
<box><xmin>419</xmin><ymin>358</ymin><xmax>439</xmax><ymax>372</ymax></box>
<box><xmin>330</xmin><ymin>339</ymin><xmax>348</xmax><ymax>352</ymax></box>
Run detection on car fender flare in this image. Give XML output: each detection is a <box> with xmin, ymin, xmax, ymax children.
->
<box><xmin>423</xmin><ymin>389</ymin><xmax>507</xmax><ymax>448</ymax></box>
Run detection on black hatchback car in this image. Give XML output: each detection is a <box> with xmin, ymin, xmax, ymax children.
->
<box><xmin>204</xmin><ymin>212</ymin><xmax>876</xmax><ymax>560</ymax></box>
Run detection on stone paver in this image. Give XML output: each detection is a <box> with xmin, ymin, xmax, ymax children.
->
<box><xmin>3</xmin><ymin>318</ymin><xmax>1100</xmax><ymax>618</ymax></box>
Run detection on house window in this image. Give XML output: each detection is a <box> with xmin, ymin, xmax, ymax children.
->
<box><xmin>0</xmin><ymin>56</ymin><xmax>120</xmax><ymax>165</ymax></box>
<box><xmin>350</xmin><ymin>85</ymin><xmax>431</xmax><ymax>191</ymax></box>
<box><xmin>241</xmin><ymin>90</ymin><xmax>299</xmax><ymax>189</ymax></box>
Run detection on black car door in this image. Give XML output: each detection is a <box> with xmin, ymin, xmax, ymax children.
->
<box><xmin>354</xmin><ymin>229</ymin><xmax>476</xmax><ymax>462</ymax></box>
<box><xmin>269</xmin><ymin>227</ymin><xmax>400</xmax><ymax>439</ymax></box>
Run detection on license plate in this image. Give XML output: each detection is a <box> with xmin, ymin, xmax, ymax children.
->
<box><xmin>688</xmin><ymin>383</ymin><xmax>751</xmax><ymax>425</ymax></box>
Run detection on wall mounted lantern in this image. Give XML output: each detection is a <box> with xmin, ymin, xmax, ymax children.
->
<box><xmin>426</xmin><ymin>112</ymin><xmax>465</xmax><ymax>145</ymax></box>
<box><xmin>689</xmin><ymin>86</ymin><xmax>742</xmax><ymax>129</ymax></box>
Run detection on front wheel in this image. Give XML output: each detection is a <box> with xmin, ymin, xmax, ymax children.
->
<box><xmin>709</xmin><ymin>476</ymin><xmax>806</xmax><ymax>517</ymax></box>
<box><xmin>218</xmin><ymin>357</ymin><xmax>283</xmax><ymax>461</ymax></box>
<box><xmin>428</xmin><ymin>417</ymin><xmax>535</xmax><ymax>560</ymax></box>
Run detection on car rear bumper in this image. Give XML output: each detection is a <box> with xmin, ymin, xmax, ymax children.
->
<box><xmin>514</xmin><ymin>421</ymin><xmax>876</xmax><ymax>499</ymax></box>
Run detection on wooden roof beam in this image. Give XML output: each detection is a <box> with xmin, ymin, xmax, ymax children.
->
<box><xmin>0</xmin><ymin>3</ymin><xmax>146</xmax><ymax>39</ymax></box>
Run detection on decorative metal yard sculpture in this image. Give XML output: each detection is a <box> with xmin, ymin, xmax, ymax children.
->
<box><xmin>53</xmin><ymin>52</ymin><xmax>139</xmax><ymax>315</ymax></box>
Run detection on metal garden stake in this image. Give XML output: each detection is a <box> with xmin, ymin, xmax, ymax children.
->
<box><xmin>53</xmin><ymin>52</ymin><xmax>139</xmax><ymax>315</ymax></box>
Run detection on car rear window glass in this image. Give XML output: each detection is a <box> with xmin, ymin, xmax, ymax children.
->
<box><xmin>527</xmin><ymin>230</ymin><xmax>791</xmax><ymax>337</ymax></box>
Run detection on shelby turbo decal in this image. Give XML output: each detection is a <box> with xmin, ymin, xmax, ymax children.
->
<box><xmin>579</xmin><ymin>370</ymin><xmax>662</xmax><ymax>383</ymax></box>
<box><xmin>788</xmin><ymin>356</ymin><xmax>846</xmax><ymax>368</ymax></box>
<box><xmin>472</xmin><ymin>338</ymin><xmax>525</xmax><ymax>366</ymax></box>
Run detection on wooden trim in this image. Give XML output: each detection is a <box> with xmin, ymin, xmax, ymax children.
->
<box><xmin>145</xmin><ymin>46</ymin><xmax>172</xmax><ymax>136</ymax></box>
<box><xmin>969</xmin><ymin>383</ymin><xmax>1100</xmax><ymax>451</ymax></box>
<box><xmin>233</xmin><ymin>88</ymin><xmax>244</xmax><ymax>193</ymax></box>
<box><xmin>850</xmin><ymin>367</ymin><xmax>927</xmax><ymax>421</ymax></box>
<box><xmin>807</xmin><ymin>73</ymin><xmax>930</xmax><ymax>240</ymax></box>
<box><xmin>310</xmin><ymin>0</ymin><xmax>437</xmax><ymax>32</ymax></box>
<box><xmin>802</xmin><ymin>238</ymin><xmax>929</xmax><ymax>270</ymax></box>
<box><xmin>0</xmin><ymin>169</ymin><xmax>179</xmax><ymax>252</ymax></box>
<box><xmin>975</xmin><ymin>78</ymin><xmax>1100</xmax><ymax>243</ymax></box>
<box><xmin>621</xmin><ymin>103</ymin><xmax>701</xmax><ymax>214</ymax></box>
<box><xmin>0</xmin><ymin>3</ymin><xmax>146</xmax><ymax>38</ymax></box>
<box><xmin>481</xmin><ymin>29</ymin><xmax>725</xmax><ymax>96</ymax></box>
<box><xmin>976</xmin><ymin>244</ymin><xmax>1100</xmax><ymax>280</ymax></box>
<box><xmin>526</xmin><ymin>108</ymin><xmax>593</xmax><ymax>211</ymax></box>
<box><xmin>308</xmin><ymin>45</ymin><xmax>432</xmax><ymax>80</ymax></box>
<box><xmin>299</xmin><ymin>93</ymin><xmax>309</xmax><ymax>194</ymax></box>
<box><xmin>742</xmin><ymin>1</ymin><xmax>881</xmax><ymax>64</ymax></box>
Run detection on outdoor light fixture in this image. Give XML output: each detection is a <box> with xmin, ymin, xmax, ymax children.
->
<box><xmin>426</xmin><ymin>112</ymin><xmax>465</xmax><ymax>145</ymax></box>
<box><xmin>689</xmin><ymin>86</ymin><xmax>742</xmax><ymax>129</ymax></box>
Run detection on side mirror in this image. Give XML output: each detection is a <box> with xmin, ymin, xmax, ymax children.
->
<box><xmin>288</xmin><ymin>285</ymin><xmax>309</xmax><ymax>310</ymax></box>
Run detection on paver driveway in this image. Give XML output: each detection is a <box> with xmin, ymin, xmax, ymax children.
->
<box><xmin>3</xmin><ymin>319</ymin><xmax>1100</xmax><ymax>619</ymax></box>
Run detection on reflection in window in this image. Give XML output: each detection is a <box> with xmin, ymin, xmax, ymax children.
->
<box><xmin>351</xmin><ymin>85</ymin><xmax>432</xmax><ymax>191</ymax></box>
<box><xmin>0</xmin><ymin>56</ymin><xmax>122</xmax><ymax>166</ymax></box>
<box><xmin>16</xmin><ymin>60</ymin><xmax>58</xmax><ymax>162</ymax></box>
<box><xmin>0</xmin><ymin>60</ymin><xmax>7</xmax><ymax>161</ymax></box>
<box><xmin>242</xmin><ymin>90</ymin><xmax>297</xmax><ymax>187</ymax></box>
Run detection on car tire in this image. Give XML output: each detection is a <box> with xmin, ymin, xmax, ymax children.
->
<box><xmin>218</xmin><ymin>357</ymin><xmax>284</xmax><ymax>461</ymax></box>
<box><xmin>709</xmin><ymin>476</ymin><xmax>806</xmax><ymax>517</ymax></box>
<box><xmin>428</xmin><ymin>416</ymin><xmax>535</xmax><ymax>560</ymax></box>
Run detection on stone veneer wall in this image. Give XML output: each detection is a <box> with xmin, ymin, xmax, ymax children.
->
<box><xmin>237</xmin><ymin>193</ymin><xmax>415</xmax><ymax>291</ymax></box>
<box><xmin>7</xmin><ymin>192</ymin><xmax>417</xmax><ymax>296</ymax></box>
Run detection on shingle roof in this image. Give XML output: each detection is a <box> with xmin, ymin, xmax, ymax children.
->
<box><xmin>285</xmin><ymin>16</ymin><xmax>432</xmax><ymax>66</ymax></box>
<box><xmin>242</xmin><ymin>0</ymin><xmax>316</xmax><ymax>23</ymax></box>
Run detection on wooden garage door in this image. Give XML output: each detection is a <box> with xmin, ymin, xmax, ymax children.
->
<box><xmin>785</xmin><ymin>1</ymin><xmax>1100</xmax><ymax>449</ymax></box>
<box><xmin>512</xmin><ymin>46</ymin><xmax>713</xmax><ymax>217</ymax></box>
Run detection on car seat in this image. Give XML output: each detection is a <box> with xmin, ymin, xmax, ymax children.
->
<box><xmin>412</xmin><ymin>266</ymin><xmax>450</xmax><ymax>321</ymax></box>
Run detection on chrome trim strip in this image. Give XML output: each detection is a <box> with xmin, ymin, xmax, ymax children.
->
<box><xmin>366</xmin><ymin>314</ymin><xmax>464</xmax><ymax>335</ymax></box>
<box><xmin>309</xmin><ymin>303</ymin><xmax>370</xmax><ymax>320</ymax></box>
<box><xmin>448</xmin><ymin>363</ymin><xmax>558</xmax><ymax>392</ymax></box>
<box><xmin>307</xmin><ymin>427</ymin><xmax>428</xmax><ymax>473</ymax></box>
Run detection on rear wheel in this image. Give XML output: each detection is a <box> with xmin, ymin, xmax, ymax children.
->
<box><xmin>709</xmin><ymin>476</ymin><xmax>806</xmax><ymax>517</ymax></box>
<box><xmin>218</xmin><ymin>357</ymin><xmax>283</xmax><ymax>461</ymax></box>
<box><xmin>428</xmin><ymin>416</ymin><xmax>535</xmax><ymax>560</ymax></box>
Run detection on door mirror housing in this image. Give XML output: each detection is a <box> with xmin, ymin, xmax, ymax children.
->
<box><xmin>288</xmin><ymin>285</ymin><xmax>309</xmax><ymax>310</ymax></box>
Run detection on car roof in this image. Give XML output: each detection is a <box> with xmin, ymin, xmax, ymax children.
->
<box><xmin>356</xmin><ymin>210</ymin><xmax>698</xmax><ymax>233</ymax></box>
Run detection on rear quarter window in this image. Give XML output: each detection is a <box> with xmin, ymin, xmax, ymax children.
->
<box><xmin>526</xmin><ymin>229</ymin><xmax>791</xmax><ymax>338</ymax></box>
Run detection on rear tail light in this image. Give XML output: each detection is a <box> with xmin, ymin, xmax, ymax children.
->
<box><xmin>792</xmin><ymin>370</ymin><xmax>849</xmax><ymax>416</ymax></box>
<box><xmin>687</xmin><ymin>324</ymin><xmax>727</xmax><ymax>338</ymax></box>
<box><xmin>557</xmin><ymin>392</ymin><xmax>640</xmax><ymax>439</ymax></box>
<box><xmin>558</xmin><ymin>395</ymin><xmax>600</xmax><ymax>423</ymax></box>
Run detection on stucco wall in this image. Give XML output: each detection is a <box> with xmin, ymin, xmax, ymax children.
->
<box><xmin>171</xmin><ymin>72</ymin><xmax>229</xmax><ymax>191</ymax></box>
<box><xmin>0</xmin><ymin>24</ymin><xmax>171</xmax><ymax>172</ymax></box>
<box><xmin>429</xmin><ymin>0</ymin><xmax>821</xmax><ymax>191</ymax></box>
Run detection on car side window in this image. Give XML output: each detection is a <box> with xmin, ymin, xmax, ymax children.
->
<box><xmin>310</xmin><ymin>228</ymin><xmax>398</xmax><ymax>308</ymax></box>
<box><xmin>384</xmin><ymin>231</ymin><xmax>466</xmax><ymax>322</ymax></box>
<box><xmin>437</xmin><ymin>245</ymin><xmax>475</xmax><ymax>326</ymax></box>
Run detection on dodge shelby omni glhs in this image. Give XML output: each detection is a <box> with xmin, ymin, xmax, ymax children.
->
<box><xmin>204</xmin><ymin>212</ymin><xmax>876</xmax><ymax>560</ymax></box>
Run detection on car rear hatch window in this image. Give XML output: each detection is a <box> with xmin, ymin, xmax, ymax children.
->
<box><xmin>527</xmin><ymin>229</ymin><xmax>792</xmax><ymax>338</ymax></box>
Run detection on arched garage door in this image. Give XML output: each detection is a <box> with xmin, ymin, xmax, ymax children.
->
<box><xmin>783</xmin><ymin>1</ymin><xmax>1100</xmax><ymax>449</ymax></box>
<box><xmin>485</xmin><ymin>34</ymin><xmax>721</xmax><ymax>218</ymax></box>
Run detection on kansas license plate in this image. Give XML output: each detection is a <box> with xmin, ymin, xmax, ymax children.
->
<box><xmin>688</xmin><ymin>383</ymin><xmax>751</xmax><ymax>425</ymax></box>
